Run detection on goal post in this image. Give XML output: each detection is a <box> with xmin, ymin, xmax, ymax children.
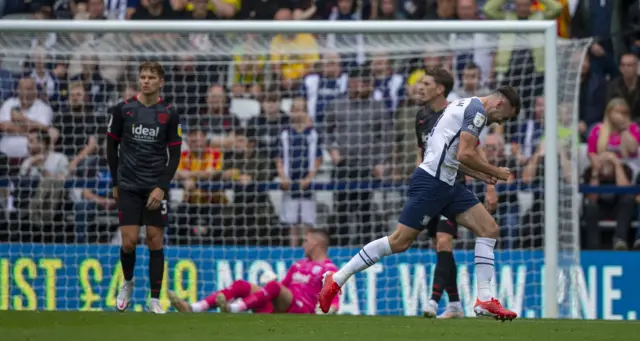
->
<box><xmin>0</xmin><ymin>19</ymin><xmax>589</xmax><ymax>318</ymax></box>
<box><xmin>542</xmin><ymin>21</ymin><xmax>559</xmax><ymax>320</ymax></box>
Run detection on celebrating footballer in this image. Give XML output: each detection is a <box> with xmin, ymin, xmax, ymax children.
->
<box><xmin>415</xmin><ymin>68</ymin><xmax>499</xmax><ymax>318</ymax></box>
<box><xmin>413</xmin><ymin>69</ymin><xmax>464</xmax><ymax>318</ymax></box>
<box><xmin>106</xmin><ymin>61</ymin><xmax>182</xmax><ymax>314</ymax></box>
<box><xmin>319</xmin><ymin>77</ymin><xmax>521</xmax><ymax>321</ymax></box>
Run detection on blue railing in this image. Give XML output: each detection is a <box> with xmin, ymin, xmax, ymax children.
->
<box><xmin>0</xmin><ymin>177</ymin><xmax>637</xmax><ymax>194</ymax></box>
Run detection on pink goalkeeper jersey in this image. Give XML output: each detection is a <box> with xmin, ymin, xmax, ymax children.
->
<box><xmin>280</xmin><ymin>258</ymin><xmax>339</xmax><ymax>310</ymax></box>
<box><xmin>587</xmin><ymin>123</ymin><xmax>640</xmax><ymax>158</ymax></box>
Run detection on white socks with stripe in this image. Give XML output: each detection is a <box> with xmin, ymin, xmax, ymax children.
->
<box><xmin>333</xmin><ymin>236</ymin><xmax>392</xmax><ymax>287</ymax></box>
<box><xmin>333</xmin><ymin>235</ymin><xmax>497</xmax><ymax>302</ymax></box>
<box><xmin>475</xmin><ymin>237</ymin><xmax>496</xmax><ymax>302</ymax></box>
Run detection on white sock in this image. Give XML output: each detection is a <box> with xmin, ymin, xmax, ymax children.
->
<box><xmin>475</xmin><ymin>237</ymin><xmax>496</xmax><ymax>302</ymax></box>
<box><xmin>447</xmin><ymin>301</ymin><xmax>462</xmax><ymax>311</ymax></box>
<box><xmin>333</xmin><ymin>236</ymin><xmax>392</xmax><ymax>287</ymax></box>
<box><xmin>228</xmin><ymin>301</ymin><xmax>247</xmax><ymax>313</ymax></box>
<box><xmin>191</xmin><ymin>301</ymin><xmax>209</xmax><ymax>313</ymax></box>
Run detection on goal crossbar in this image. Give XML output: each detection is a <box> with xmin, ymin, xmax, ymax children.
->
<box><xmin>0</xmin><ymin>19</ymin><xmax>557</xmax><ymax>34</ymax></box>
<box><xmin>0</xmin><ymin>19</ymin><xmax>561</xmax><ymax>318</ymax></box>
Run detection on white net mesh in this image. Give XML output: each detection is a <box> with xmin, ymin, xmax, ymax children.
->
<box><xmin>0</xmin><ymin>27</ymin><xmax>591</xmax><ymax>317</ymax></box>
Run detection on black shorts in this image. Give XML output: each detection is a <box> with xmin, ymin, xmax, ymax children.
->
<box><xmin>117</xmin><ymin>188</ymin><xmax>168</xmax><ymax>227</ymax></box>
<box><xmin>426</xmin><ymin>215</ymin><xmax>458</xmax><ymax>238</ymax></box>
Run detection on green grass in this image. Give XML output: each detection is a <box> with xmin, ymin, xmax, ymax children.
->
<box><xmin>0</xmin><ymin>311</ymin><xmax>638</xmax><ymax>341</ymax></box>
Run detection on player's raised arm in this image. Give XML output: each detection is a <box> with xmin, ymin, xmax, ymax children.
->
<box><xmin>106</xmin><ymin>102</ymin><xmax>124</xmax><ymax>189</ymax></box>
<box><xmin>457</xmin><ymin>103</ymin><xmax>508</xmax><ymax>181</ymax></box>
<box><xmin>160</xmin><ymin>108</ymin><xmax>182</xmax><ymax>190</ymax></box>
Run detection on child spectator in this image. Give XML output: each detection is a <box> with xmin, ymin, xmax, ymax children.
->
<box><xmin>275</xmin><ymin>98</ymin><xmax>323</xmax><ymax>246</ymax></box>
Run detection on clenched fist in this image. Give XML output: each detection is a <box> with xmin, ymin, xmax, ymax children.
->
<box><xmin>496</xmin><ymin>167</ymin><xmax>511</xmax><ymax>181</ymax></box>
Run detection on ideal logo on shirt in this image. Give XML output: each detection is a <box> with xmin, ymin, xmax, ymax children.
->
<box><xmin>132</xmin><ymin>124</ymin><xmax>159</xmax><ymax>141</ymax></box>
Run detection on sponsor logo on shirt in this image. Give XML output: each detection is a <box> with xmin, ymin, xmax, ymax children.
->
<box><xmin>132</xmin><ymin>124</ymin><xmax>159</xmax><ymax>141</ymax></box>
<box><xmin>292</xmin><ymin>272</ymin><xmax>311</xmax><ymax>284</ymax></box>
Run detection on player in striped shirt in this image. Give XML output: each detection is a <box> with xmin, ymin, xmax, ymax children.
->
<box><xmin>320</xmin><ymin>85</ymin><xmax>521</xmax><ymax>321</ymax></box>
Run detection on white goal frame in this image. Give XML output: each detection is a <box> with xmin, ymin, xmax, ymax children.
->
<box><xmin>0</xmin><ymin>19</ymin><xmax>562</xmax><ymax>318</ymax></box>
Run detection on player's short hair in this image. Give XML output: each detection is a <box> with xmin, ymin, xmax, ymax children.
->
<box><xmin>495</xmin><ymin>85</ymin><xmax>521</xmax><ymax>117</ymax></box>
<box><xmin>307</xmin><ymin>228</ymin><xmax>330</xmax><ymax>247</ymax></box>
<box><xmin>139</xmin><ymin>61</ymin><xmax>165</xmax><ymax>79</ymax></box>
<box><xmin>425</xmin><ymin>67</ymin><xmax>454</xmax><ymax>97</ymax></box>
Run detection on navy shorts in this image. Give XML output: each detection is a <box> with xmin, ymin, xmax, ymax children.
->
<box><xmin>398</xmin><ymin>168</ymin><xmax>480</xmax><ymax>230</ymax></box>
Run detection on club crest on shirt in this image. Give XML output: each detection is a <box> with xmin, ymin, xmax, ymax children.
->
<box><xmin>473</xmin><ymin>112</ymin><xmax>486</xmax><ymax>128</ymax></box>
<box><xmin>312</xmin><ymin>265</ymin><xmax>322</xmax><ymax>274</ymax></box>
<box><xmin>158</xmin><ymin>113</ymin><xmax>169</xmax><ymax>124</ymax></box>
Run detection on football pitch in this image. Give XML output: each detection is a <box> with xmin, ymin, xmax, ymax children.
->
<box><xmin>0</xmin><ymin>311</ymin><xmax>637</xmax><ymax>341</ymax></box>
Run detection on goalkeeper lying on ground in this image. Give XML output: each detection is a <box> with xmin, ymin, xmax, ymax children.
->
<box><xmin>169</xmin><ymin>228</ymin><xmax>339</xmax><ymax>314</ymax></box>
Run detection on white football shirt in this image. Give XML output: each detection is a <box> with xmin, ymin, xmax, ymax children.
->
<box><xmin>419</xmin><ymin>97</ymin><xmax>487</xmax><ymax>185</ymax></box>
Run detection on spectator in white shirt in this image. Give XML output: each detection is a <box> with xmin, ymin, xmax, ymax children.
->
<box><xmin>0</xmin><ymin>78</ymin><xmax>55</xmax><ymax>163</ymax></box>
<box><xmin>14</xmin><ymin>131</ymin><xmax>70</xmax><ymax>242</ymax></box>
<box><xmin>19</xmin><ymin>132</ymin><xmax>69</xmax><ymax>179</ymax></box>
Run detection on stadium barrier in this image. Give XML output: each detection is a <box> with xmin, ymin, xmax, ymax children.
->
<box><xmin>2</xmin><ymin>177</ymin><xmax>638</xmax><ymax>194</ymax></box>
<box><xmin>0</xmin><ymin>244</ymin><xmax>637</xmax><ymax>320</ymax></box>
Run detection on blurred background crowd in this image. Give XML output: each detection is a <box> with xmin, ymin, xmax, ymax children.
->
<box><xmin>0</xmin><ymin>0</ymin><xmax>639</xmax><ymax>251</ymax></box>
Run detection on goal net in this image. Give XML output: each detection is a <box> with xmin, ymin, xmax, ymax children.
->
<box><xmin>0</xmin><ymin>24</ymin><xmax>590</xmax><ymax>318</ymax></box>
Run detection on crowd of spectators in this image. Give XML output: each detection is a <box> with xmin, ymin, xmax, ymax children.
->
<box><xmin>0</xmin><ymin>0</ymin><xmax>639</xmax><ymax>251</ymax></box>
